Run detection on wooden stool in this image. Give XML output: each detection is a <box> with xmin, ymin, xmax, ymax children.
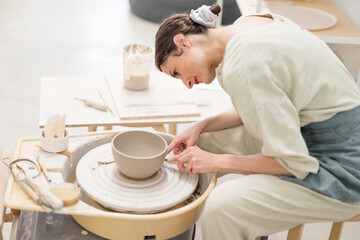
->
<box><xmin>328</xmin><ymin>214</ymin><xmax>360</xmax><ymax>240</ymax></box>
<box><xmin>255</xmin><ymin>214</ymin><xmax>360</xmax><ymax>240</ymax></box>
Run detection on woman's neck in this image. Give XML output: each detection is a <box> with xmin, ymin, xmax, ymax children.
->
<box><xmin>212</xmin><ymin>15</ymin><xmax>274</xmax><ymax>46</ymax></box>
<box><xmin>206</xmin><ymin>28</ymin><xmax>228</xmax><ymax>66</ymax></box>
<box><xmin>208</xmin><ymin>16</ymin><xmax>274</xmax><ymax>65</ymax></box>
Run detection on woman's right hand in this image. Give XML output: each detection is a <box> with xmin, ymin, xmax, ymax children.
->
<box><xmin>167</xmin><ymin>123</ymin><xmax>203</xmax><ymax>155</ymax></box>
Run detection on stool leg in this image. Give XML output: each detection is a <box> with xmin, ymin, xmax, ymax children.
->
<box><xmin>329</xmin><ymin>222</ymin><xmax>344</xmax><ymax>240</ymax></box>
<box><xmin>255</xmin><ymin>237</ymin><xmax>268</xmax><ymax>240</ymax></box>
<box><xmin>287</xmin><ymin>224</ymin><xmax>304</xmax><ymax>240</ymax></box>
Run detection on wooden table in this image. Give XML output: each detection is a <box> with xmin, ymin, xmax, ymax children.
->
<box><xmin>235</xmin><ymin>0</ymin><xmax>360</xmax><ymax>44</ymax></box>
<box><xmin>39</xmin><ymin>71</ymin><xmax>232</xmax><ymax>135</ymax></box>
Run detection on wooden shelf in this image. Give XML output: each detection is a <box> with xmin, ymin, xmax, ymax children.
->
<box><xmin>235</xmin><ymin>0</ymin><xmax>360</xmax><ymax>44</ymax></box>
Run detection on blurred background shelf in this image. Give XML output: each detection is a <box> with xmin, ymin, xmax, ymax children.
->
<box><xmin>235</xmin><ymin>0</ymin><xmax>360</xmax><ymax>44</ymax></box>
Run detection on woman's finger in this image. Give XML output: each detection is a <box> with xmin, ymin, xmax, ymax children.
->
<box><xmin>176</xmin><ymin>154</ymin><xmax>188</xmax><ymax>171</ymax></box>
<box><xmin>167</xmin><ymin>155</ymin><xmax>179</xmax><ymax>163</ymax></box>
<box><xmin>173</xmin><ymin>143</ymin><xmax>187</xmax><ymax>155</ymax></box>
<box><xmin>177</xmin><ymin>151</ymin><xmax>193</xmax><ymax>170</ymax></box>
<box><xmin>177</xmin><ymin>160</ymin><xmax>186</xmax><ymax>171</ymax></box>
<box><xmin>167</xmin><ymin>139</ymin><xmax>179</xmax><ymax>154</ymax></box>
<box><xmin>185</xmin><ymin>160</ymin><xmax>193</xmax><ymax>173</ymax></box>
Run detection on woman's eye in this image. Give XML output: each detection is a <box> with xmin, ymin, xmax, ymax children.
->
<box><xmin>173</xmin><ymin>70</ymin><xmax>179</xmax><ymax>76</ymax></box>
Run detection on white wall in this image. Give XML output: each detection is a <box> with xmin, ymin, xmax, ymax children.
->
<box><xmin>331</xmin><ymin>0</ymin><xmax>360</xmax><ymax>29</ymax></box>
<box><xmin>329</xmin><ymin>0</ymin><xmax>360</xmax><ymax>83</ymax></box>
<box><xmin>328</xmin><ymin>43</ymin><xmax>360</xmax><ymax>82</ymax></box>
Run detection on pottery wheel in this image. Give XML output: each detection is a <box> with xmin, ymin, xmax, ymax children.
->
<box><xmin>76</xmin><ymin>143</ymin><xmax>199</xmax><ymax>213</ymax></box>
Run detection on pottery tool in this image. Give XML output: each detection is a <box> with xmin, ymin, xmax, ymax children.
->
<box><xmin>36</xmin><ymin>155</ymin><xmax>81</xmax><ymax>206</ymax></box>
<box><xmin>36</xmin><ymin>155</ymin><xmax>51</xmax><ymax>183</ymax></box>
<box><xmin>10</xmin><ymin>159</ymin><xmax>63</xmax><ymax>211</ymax></box>
<box><xmin>104</xmin><ymin>75</ymin><xmax>121</xmax><ymax>119</ymax></box>
<box><xmin>104</xmin><ymin>75</ymin><xmax>120</xmax><ymax>118</ymax></box>
<box><xmin>74</xmin><ymin>97</ymin><xmax>109</xmax><ymax>111</ymax></box>
<box><xmin>24</xmin><ymin>175</ymin><xmax>63</xmax><ymax>210</ymax></box>
<box><xmin>98</xmin><ymin>91</ymin><xmax>115</xmax><ymax>116</ymax></box>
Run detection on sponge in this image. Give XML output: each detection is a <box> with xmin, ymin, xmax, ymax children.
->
<box><xmin>50</xmin><ymin>183</ymin><xmax>81</xmax><ymax>206</ymax></box>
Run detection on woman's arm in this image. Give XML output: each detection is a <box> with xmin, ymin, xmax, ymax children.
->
<box><xmin>171</xmin><ymin>146</ymin><xmax>293</xmax><ymax>176</ymax></box>
<box><xmin>215</xmin><ymin>153</ymin><xmax>293</xmax><ymax>176</ymax></box>
<box><xmin>167</xmin><ymin>108</ymin><xmax>242</xmax><ymax>154</ymax></box>
<box><xmin>198</xmin><ymin>108</ymin><xmax>243</xmax><ymax>134</ymax></box>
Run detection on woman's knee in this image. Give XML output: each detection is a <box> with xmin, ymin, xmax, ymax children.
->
<box><xmin>202</xmin><ymin>175</ymin><xmax>278</xmax><ymax>220</ymax></box>
<box><xmin>202</xmin><ymin>177</ymin><xmax>253</xmax><ymax>219</ymax></box>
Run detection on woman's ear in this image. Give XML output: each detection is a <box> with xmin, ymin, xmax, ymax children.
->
<box><xmin>173</xmin><ymin>34</ymin><xmax>191</xmax><ymax>49</ymax></box>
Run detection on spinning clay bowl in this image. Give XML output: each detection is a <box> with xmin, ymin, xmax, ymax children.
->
<box><xmin>112</xmin><ymin>130</ymin><xmax>168</xmax><ymax>179</ymax></box>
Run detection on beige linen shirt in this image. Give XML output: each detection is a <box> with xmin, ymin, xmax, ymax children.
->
<box><xmin>215</xmin><ymin>14</ymin><xmax>360</xmax><ymax>179</ymax></box>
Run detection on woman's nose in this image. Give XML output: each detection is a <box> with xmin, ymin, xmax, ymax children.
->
<box><xmin>181</xmin><ymin>78</ymin><xmax>192</xmax><ymax>89</ymax></box>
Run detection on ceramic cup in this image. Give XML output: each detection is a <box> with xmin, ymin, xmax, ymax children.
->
<box><xmin>112</xmin><ymin>130</ymin><xmax>167</xmax><ymax>179</ymax></box>
<box><xmin>40</xmin><ymin>129</ymin><xmax>69</xmax><ymax>153</ymax></box>
<box><xmin>123</xmin><ymin>44</ymin><xmax>153</xmax><ymax>91</ymax></box>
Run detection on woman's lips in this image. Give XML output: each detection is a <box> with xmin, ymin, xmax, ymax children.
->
<box><xmin>195</xmin><ymin>78</ymin><xmax>200</xmax><ymax>85</ymax></box>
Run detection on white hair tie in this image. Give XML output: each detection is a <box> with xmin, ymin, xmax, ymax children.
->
<box><xmin>190</xmin><ymin>5</ymin><xmax>218</xmax><ymax>28</ymax></box>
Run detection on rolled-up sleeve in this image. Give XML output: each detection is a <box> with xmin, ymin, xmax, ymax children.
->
<box><xmin>221</xmin><ymin>44</ymin><xmax>319</xmax><ymax>179</ymax></box>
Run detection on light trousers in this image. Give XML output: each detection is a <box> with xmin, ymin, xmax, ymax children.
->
<box><xmin>196</xmin><ymin>125</ymin><xmax>360</xmax><ymax>240</ymax></box>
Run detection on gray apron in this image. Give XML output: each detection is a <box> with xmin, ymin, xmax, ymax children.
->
<box><xmin>281</xmin><ymin>105</ymin><xmax>360</xmax><ymax>202</ymax></box>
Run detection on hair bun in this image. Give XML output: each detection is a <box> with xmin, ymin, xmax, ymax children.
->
<box><xmin>210</xmin><ymin>4</ymin><xmax>221</xmax><ymax>16</ymax></box>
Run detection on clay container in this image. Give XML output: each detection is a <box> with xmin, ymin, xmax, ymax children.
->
<box><xmin>123</xmin><ymin>44</ymin><xmax>153</xmax><ymax>91</ymax></box>
<box><xmin>40</xmin><ymin>129</ymin><xmax>69</xmax><ymax>153</ymax></box>
<box><xmin>112</xmin><ymin>130</ymin><xmax>167</xmax><ymax>179</ymax></box>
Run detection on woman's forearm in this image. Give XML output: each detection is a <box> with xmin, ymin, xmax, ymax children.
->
<box><xmin>214</xmin><ymin>153</ymin><xmax>293</xmax><ymax>176</ymax></box>
<box><xmin>198</xmin><ymin>108</ymin><xmax>243</xmax><ymax>134</ymax></box>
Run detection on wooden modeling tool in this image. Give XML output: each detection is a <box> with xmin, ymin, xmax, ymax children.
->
<box><xmin>74</xmin><ymin>97</ymin><xmax>109</xmax><ymax>111</ymax></box>
<box><xmin>36</xmin><ymin>156</ymin><xmax>51</xmax><ymax>183</ymax></box>
<box><xmin>104</xmin><ymin>75</ymin><xmax>121</xmax><ymax>119</ymax></box>
<box><xmin>98</xmin><ymin>91</ymin><xmax>115</xmax><ymax>116</ymax></box>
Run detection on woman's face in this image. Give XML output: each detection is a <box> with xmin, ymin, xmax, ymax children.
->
<box><xmin>160</xmin><ymin>36</ymin><xmax>216</xmax><ymax>89</ymax></box>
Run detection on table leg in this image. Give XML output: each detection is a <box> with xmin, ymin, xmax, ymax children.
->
<box><xmin>9</xmin><ymin>213</ymin><xmax>19</xmax><ymax>240</ymax></box>
<box><xmin>152</xmin><ymin>125</ymin><xmax>167</xmax><ymax>133</ymax></box>
<box><xmin>104</xmin><ymin>126</ymin><xmax>113</xmax><ymax>131</ymax></box>
<box><xmin>168</xmin><ymin>124</ymin><xmax>177</xmax><ymax>135</ymax></box>
<box><xmin>1</xmin><ymin>148</ymin><xmax>11</xmax><ymax>239</ymax></box>
<box><xmin>87</xmin><ymin>126</ymin><xmax>97</xmax><ymax>132</ymax></box>
<box><xmin>4</xmin><ymin>208</ymin><xmax>12</xmax><ymax>223</ymax></box>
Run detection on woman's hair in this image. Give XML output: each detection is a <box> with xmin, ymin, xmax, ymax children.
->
<box><xmin>155</xmin><ymin>4</ymin><xmax>221</xmax><ymax>70</ymax></box>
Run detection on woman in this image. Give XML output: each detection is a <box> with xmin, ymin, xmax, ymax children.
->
<box><xmin>155</xmin><ymin>4</ymin><xmax>360</xmax><ymax>240</ymax></box>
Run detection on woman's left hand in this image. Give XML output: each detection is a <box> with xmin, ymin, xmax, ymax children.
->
<box><xmin>168</xmin><ymin>146</ymin><xmax>218</xmax><ymax>174</ymax></box>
